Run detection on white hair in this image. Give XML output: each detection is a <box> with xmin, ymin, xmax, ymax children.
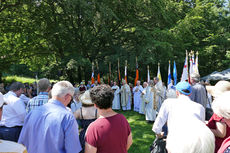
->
<box><xmin>166</xmin><ymin>89</ymin><xmax>177</xmax><ymax>98</ymax></box>
<box><xmin>212</xmin><ymin>91</ymin><xmax>230</xmax><ymax>119</ymax></box>
<box><xmin>51</xmin><ymin>81</ymin><xmax>74</xmax><ymax>98</ymax></box>
<box><xmin>166</xmin><ymin>119</ymin><xmax>215</xmax><ymax>153</ymax></box>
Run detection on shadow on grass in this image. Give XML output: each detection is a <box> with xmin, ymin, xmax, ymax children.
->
<box><xmin>116</xmin><ymin>110</ymin><xmax>155</xmax><ymax>153</ymax></box>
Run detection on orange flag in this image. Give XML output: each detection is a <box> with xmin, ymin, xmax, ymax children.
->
<box><xmin>97</xmin><ymin>73</ymin><xmax>101</xmax><ymax>84</ymax></box>
<box><xmin>96</xmin><ymin>61</ymin><xmax>100</xmax><ymax>84</ymax></box>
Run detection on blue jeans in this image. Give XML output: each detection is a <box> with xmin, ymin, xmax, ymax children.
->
<box><xmin>0</xmin><ymin>126</ymin><xmax>22</xmax><ymax>142</ymax></box>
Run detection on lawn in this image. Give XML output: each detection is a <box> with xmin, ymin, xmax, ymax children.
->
<box><xmin>117</xmin><ymin>110</ymin><xmax>155</xmax><ymax>153</ymax></box>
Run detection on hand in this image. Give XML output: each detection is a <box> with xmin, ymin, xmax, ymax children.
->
<box><xmin>156</xmin><ymin>132</ymin><xmax>164</xmax><ymax>138</ymax></box>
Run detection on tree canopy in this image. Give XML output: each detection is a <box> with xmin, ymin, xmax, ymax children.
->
<box><xmin>0</xmin><ymin>0</ymin><xmax>229</xmax><ymax>84</ymax></box>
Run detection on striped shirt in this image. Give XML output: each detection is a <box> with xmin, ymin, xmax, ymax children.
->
<box><xmin>26</xmin><ymin>92</ymin><xmax>49</xmax><ymax>113</ymax></box>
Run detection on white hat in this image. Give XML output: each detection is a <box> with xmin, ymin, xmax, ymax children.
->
<box><xmin>0</xmin><ymin>92</ymin><xmax>4</xmax><ymax>107</ymax></box>
<box><xmin>206</xmin><ymin>81</ymin><xmax>230</xmax><ymax>98</ymax></box>
<box><xmin>79</xmin><ymin>90</ymin><xmax>93</xmax><ymax>105</ymax></box>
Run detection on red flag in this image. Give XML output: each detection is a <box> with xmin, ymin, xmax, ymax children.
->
<box><xmin>134</xmin><ymin>69</ymin><xmax>139</xmax><ymax>86</ymax></box>
<box><xmin>97</xmin><ymin>73</ymin><xmax>101</xmax><ymax>84</ymax></box>
<box><xmin>134</xmin><ymin>57</ymin><xmax>139</xmax><ymax>86</ymax></box>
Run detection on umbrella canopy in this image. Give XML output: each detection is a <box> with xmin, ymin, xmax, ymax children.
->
<box><xmin>202</xmin><ymin>69</ymin><xmax>230</xmax><ymax>81</ymax></box>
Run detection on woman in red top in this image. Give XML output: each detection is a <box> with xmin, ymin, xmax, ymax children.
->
<box><xmin>85</xmin><ymin>85</ymin><xmax>132</xmax><ymax>153</ymax></box>
<box><xmin>206</xmin><ymin>91</ymin><xmax>230</xmax><ymax>153</ymax></box>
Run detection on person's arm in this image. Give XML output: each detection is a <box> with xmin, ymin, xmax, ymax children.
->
<box><xmin>85</xmin><ymin>142</ymin><xmax>97</xmax><ymax>153</ymax></box>
<box><xmin>127</xmin><ymin>132</ymin><xmax>133</xmax><ymax>150</ymax></box>
<box><xmin>74</xmin><ymin>109</ymin><xmax>81</xmax><ymax>119</ymax></box>
<box><xmin>152</xmin><ymin>101</ymin><xmax>169</xmax><ymax>135</ymax></box>
<box><xmin>211</xmin><ymin>122</ymin><xmax>227</xmax><ymax>138</ymax></box>
<box><xmin>65</xmin><ymin>117</ymin><xmax>82</xmax><ymax>153</ymax></box>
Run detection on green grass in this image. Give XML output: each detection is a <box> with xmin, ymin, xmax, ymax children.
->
<box><xmin>3</xmin><ymin>75</ymin><xmax>57</xmax><ymax>84</ymax></box>
<box><xmin>3</xmin><ymin>76</ymin><xmax>37</xmax><ymax>84</ymax></box>
<box><xmin>117</xmin><ymin>110</ymin><xmax>155</xmax><ymax>153</ymax></box>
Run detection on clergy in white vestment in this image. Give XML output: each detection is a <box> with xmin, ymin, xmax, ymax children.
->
<box><xmin>120</xmin><ymin>80</ymin><xmax>131</xmax><ymax>110</ymax></box>
<box><xmin>133</xmin><ymin>80</ymin><xmax>143</xmax><ymax>112</ymax></box>
<box><xmin>111</xmin><ymin>82</ymin><xmax>120</xmax><ymax>110</ymax></box>
<box><xmin>144</xmin><ymin>80</ymin><xmax>157</xmax><ymax>123</ymax></box>
<box><xmin>154</xmin><ymin>77</ymin><xmax>164</xmax><ymax>112</ymax></box>
<box><xmin>140</xmin><ymin>82</ymin><xmax>148</xmax><ymax>114</ymax></box>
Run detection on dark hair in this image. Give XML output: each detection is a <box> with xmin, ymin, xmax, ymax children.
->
<box><xmin>10</xmin><ymin>82</ymin><xmax>25</xmax><ymax>91</ymax></box>
<box><xmin>90</xmin><ymin>84</ymin><xmax>114</xmax><ymax>109</ymax></box>
<box><xmin>182</xmin><ymin>89</ymin><xmax>190</xmax><ymax>94</ymax></box>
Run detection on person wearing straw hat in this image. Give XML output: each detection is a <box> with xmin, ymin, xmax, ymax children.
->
<box><xmin>74</xmin><ymin>90</ymin><xmax>98</xmax><ymax>153</ymax></box>
<box><xmin>206</xmin><ymin>81</ymin><xmax>230</xmax><ymax>153</ymax></box>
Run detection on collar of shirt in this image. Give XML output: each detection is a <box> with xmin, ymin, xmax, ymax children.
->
<box><xmin>8</xmin><ymin>91</ymin><xmax>17</xmax><ymax>97</ymax></box>
<box><xmin>49</xmin><ymin>99</ymin><xmax>66</xmax><ymax>109</ymax></box>
<box><xmin>38</xmin><ymin>92</ymin><xmax>49</xmax><ymax>95</ymax></box>
<box><xmin>177</xmin><ymin>94</ymin><xmax>192</xmax><ymax>102</ymax></box>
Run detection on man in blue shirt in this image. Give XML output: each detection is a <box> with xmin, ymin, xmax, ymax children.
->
<box><xmin>18</xmin><ymin>81</ymin><xmax>82</xmax><ymax>153</ymax></box>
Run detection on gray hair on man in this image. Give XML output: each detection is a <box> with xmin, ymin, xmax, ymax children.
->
<box><xmin>51</xmin><ymin>81</ymin><xmax>75</xmax><ymax>98</ymax></box>
<box><xmin>190</xmin><ymin>73</ymin><xmax>200</xmax><ymax>82</ymax></box>
<box><xmin>212</xmin><ymin>91</ymin><xmax>230</xmax><ymax>119</ymax></box>
<box><xmin>10</xmin><ymin>82</ymin><xmax>25</xmax><ymax>91</ymax></box>
<box><xmin>166</xmin><ymin>119</ymin><xmax>215</xmax><ymax>153</ymax></box>
<box><xmin>38</xmin><ymin>78</ymin><xmax>51</xmax><ymax>92</ymax></box>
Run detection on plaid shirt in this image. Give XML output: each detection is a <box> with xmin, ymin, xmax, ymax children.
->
<box><xmin>26</xmin><ymin>92</ymin><xmax>49</xmax><ymax>113</ymax></box>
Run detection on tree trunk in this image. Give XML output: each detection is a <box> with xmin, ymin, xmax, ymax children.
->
<box><xmin>78</xmin><ymin>66</ymin><xmax>82</xmax><ymax>83</ymax></box>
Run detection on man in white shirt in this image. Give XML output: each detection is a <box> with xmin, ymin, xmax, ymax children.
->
<box><xmin>0</xmin><ymin>82</ymin><xmax>26</xmax><ymax>142</ymax></box>
<box><xmin>152</xmin><ymin>81</ymin><xmax>205</xmax><ymax>137</ymax></box>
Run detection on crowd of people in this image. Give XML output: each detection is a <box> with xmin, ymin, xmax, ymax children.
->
<box><xmin>0</xmin><ymin>73</ymin><xmax>230</xmax><ymax>153</ymax></box>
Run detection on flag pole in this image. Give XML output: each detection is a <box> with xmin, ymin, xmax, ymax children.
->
<box><xmin>91</xmin><ymin>62</ymin><xmax>95</xmax><ymax>85</ymax></box>
<box><xmin>147</xmin><ymin>65</ymin><xmax>149</xmax><ymax>82</ymax></box>
<box><xmin>186</xmin><ymin>50</ymin><xmax>190</xmax><ymax>83</ymax></box>
<box><xmin>36</xmin><ymin>74</ymin><xmax>38</xmax><ymax>95</ymax></box>
<box><xmin>96</xmin><ymin>60</ymin><xmax>100</xmax><ymax>84</ymax></box>
<box><xmin>125</xmin><ymin>60</ymin><xmax>127</xmax><ymax>83</ymax></box>
<box><xmin>109</xmin><ymin>62</ymin><xmax>111</xmax><ymax>85</ymax></box>
<box><xmin>118</xmin><ymin>58</ymin><xmax>121</xmax><ymax>86</ymax></box>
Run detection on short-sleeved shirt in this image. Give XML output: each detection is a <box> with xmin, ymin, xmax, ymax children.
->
<box><xmin>18</xmin><ymin>99</ymin><xmax>82</xmax><ymax>153</ymax></box>
<box><xmin>26</xmin><ymin>92</ymin><xmax>49</xmax><ymax>113</ymax></box>
<box><xmin>207</xmin><ymin>113</ymin><xmax>230</xmax><ymax>153</ymax></box>
<box><xmin>0</xmin><ymin>91</ymin><xmax>26</xmax><ymax>127</ymax></box>
<box><xmin>85</xmin><ymin>113</ymin><xmax>131</xmax><ymax>153</ymax></box>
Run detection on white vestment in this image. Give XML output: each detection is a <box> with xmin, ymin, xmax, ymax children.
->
<box><xmin>144</xmin><ymin>86</ymin><xmax>157</xmax><ymax>121</ymax></box>
<box><xmin>155</xmin><ymin>82</ymin><xmax>164</xmax><ymax>112</ymax></box>
<box><xmin>112</xmin><ymin>85</ymin><xmax>120</xmax><ymax>110</ymax></box>
<box><xmin>120</xmin><ymin>84</ymin><xmax>131</xmax><ymax>110</ymax></box>
<box><xmin>140</xmin><ymin>87</ymin><xmax>147</xmax><ymax>114</ymax></box>
<box><xmin>133</xmin><ymin>85</ymin><xmax>143</xmax><ymax>112</ymax></box>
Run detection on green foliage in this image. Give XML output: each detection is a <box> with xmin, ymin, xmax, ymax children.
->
<box><xmin>0</xmin><ymin>0</ymin><xmax>229</xmax><ymax>83</ymax></box>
